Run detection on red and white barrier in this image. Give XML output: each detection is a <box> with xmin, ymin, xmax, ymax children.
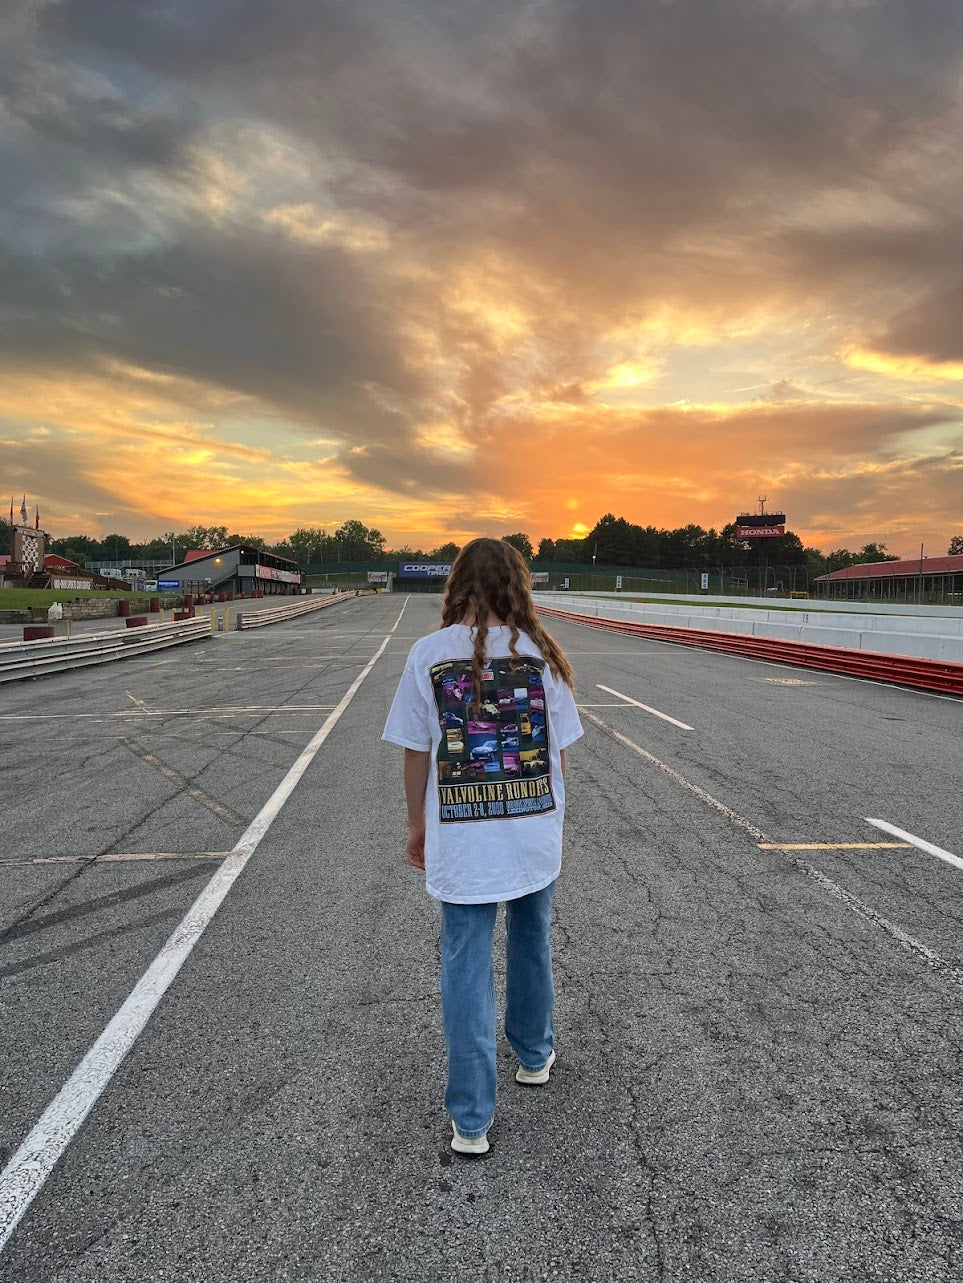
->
<box><xmin>536</xmin><ymin>605</ymin><xmax>963</xmax><ymax>697</ymax></box>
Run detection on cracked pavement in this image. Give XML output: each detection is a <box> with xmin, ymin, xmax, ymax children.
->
<box><xmin>1</xmin><ymin>593</ymin><xmax>961</xmax><ymax>1281</ymax></box>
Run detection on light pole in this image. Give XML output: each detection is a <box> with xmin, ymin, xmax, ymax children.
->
<box><xmin>918</xmin><ymin>543</ymin><xmax>924</xmax><ymax>604</ymax></box>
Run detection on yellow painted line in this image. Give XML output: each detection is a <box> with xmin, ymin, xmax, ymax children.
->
<box><xmin>758</xmin><ymin>842</ymin><xmax>912</xmax><ymax>850</ymax></box>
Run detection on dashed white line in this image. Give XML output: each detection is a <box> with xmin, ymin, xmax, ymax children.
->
<box><xmin>865</xmin><ymin>819</ymin><xmax>963</xmax><ymax>874</ymax></box>
<box><xmin>582</xmin><ymin>709</ymin><xmax>963</xmax><ymax>989</ymax></box>
<box><xmin>0</xmin><ymin>603</ymin><xmax>406</xmax><ymax>1254</ymax></box>
<box><xmin>596</xmin><ymin>683</ymin><xmax>693</xmax><ymax>730</ymax></box>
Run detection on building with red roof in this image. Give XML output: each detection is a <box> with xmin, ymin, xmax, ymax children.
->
<box><xmin>816</xmin><ymin>555</ymin><xmax>963</xmax><ymax>603</ymax></box>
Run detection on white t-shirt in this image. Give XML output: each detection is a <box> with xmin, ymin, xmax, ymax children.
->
<box><xmin>382</xmin><ymin>624</ymin><xmax>583</xmax><ymax>904</ymax></box>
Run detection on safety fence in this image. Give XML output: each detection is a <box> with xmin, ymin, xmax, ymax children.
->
<box><xmin>0</xmin><ymin>617</ymin><xmax>211</xmax><ymax>685</ymax></box>
<box><xmin>536</xmin><ymin>605</ymin><xmax>963</xmax><ymax>697</ymax></box>
<box><xmin>234</xmin><ymin>591</ymin><xmax>357</xmax><ymax>629</ymax></box>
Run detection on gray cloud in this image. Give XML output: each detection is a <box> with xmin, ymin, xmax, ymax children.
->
<box><xmin>2</xmin><ymin>0</ymin><xmax>963</xmax><ymax>507</ymax></box>
<box><xmin>874</xmin><ymin>283</ymin><xmax>963</xmax><ymax>363</ymax></box>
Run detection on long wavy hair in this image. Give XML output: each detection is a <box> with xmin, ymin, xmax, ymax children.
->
<box><xmin>440</xmin><ymin>538</ymin><xmax>575</xmax><ymax>710</ymax></box>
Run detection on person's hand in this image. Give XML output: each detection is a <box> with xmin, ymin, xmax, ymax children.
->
<box><xmin>405</xmin><ymin>823</ymin><xmax>426</xmax><ymax>870</ymax></box>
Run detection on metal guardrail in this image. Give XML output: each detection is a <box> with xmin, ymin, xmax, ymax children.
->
<box><xmin>234</xmin><ymin>591</ymin><xmax>357</xmax><ymax>629</ymax></box>
<box><xmin>536</xmin><ymin>605</ymin><xmax>963</xmax><ymax>697</ymax></box>
<box><xmin>0</xmin><ymin>617</ymin><xmax>211</xmax><ymax>685</ymax></box>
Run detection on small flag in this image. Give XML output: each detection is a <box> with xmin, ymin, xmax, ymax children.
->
<box><xmin>20</xmin><ymin>495</ymin><xmax>27</xmax><ymax>524</ymax></box>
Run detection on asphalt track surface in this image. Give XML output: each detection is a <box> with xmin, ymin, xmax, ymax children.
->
<box><xmin>0</xmin><ymin>593</ymin><xmax>961</xmax><ymax>1282</ymax></box>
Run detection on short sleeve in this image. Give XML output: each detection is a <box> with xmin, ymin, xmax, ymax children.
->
<box><xmin>382</xmin><ymin>661</ymin><xmax>433</xmax><ymax>751</ymax></box>
<box><xmin>549</xmin><ymin>674</ymin><xmax>583</xmax><ymax>750</ymax></box>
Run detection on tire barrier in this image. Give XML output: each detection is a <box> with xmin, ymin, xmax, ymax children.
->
<box><xmin>234</xmin><ymin>591</ymin><xmax>357</xmax><ymax>629</ymax></box>
<box><xmin>0</xmin><ymin>617</ymin><xmax>211</xmax><ymax>685</ymax></box>
<box><xmin>536</xmin><ymin>605</ymin><xmax>963</xmax><ymax>697</ymax></box>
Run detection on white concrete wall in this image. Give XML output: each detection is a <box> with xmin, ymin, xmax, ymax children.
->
<box><xmin>551</xmin><ymin>589</ymin><xmax>963</xmax><ymax>620</ymax></box>
<box><xmin>536</xmin><ymin>595</ymin><xmax>963</xmax><ymax>665</ymax></box>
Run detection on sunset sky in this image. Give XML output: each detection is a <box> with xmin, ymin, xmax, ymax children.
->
<box><xmin>2</xmin><ymin>0</ymin><xmax>962</xmax><ymax>555</ymax></box>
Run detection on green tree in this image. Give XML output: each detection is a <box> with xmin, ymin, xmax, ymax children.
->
<box><xmin>284</xmin><ymin>527</ymin><xmax>330</xmax><ymax>566</ymax></box>
<box><xmin>48</xmin><ymin>534</ymin><xmax>100</xmax><ymax>566</ymax></box>
<box><xmin>663</xmin><ymin>523</ymin><xmax>713</xmax><ymax>567</ymax></box>
<box><xmin>582</xmin><ymin>514</ymin><xmax>665</xmax><ymax>566</ymax></box>
<box><xmin>135</xmin><ymin>534</ymin><xmax>177</xmax><ymax>561</ymax></box>
<box><xmin>947</xmin><ymin>535</ymin><xmax>963</xmax><ymax>555</ymax></box>
<box><xmin>803</xmin><ymin>546</ymin><xmax>828</xmax><ymax>579</ymax></box>
<box><xmin>502</xmin><ymin>533</ymin><xmax>533</xmax><ymax>560</ymax></box>
<box><xmin>183</xmin><ymin>524</ymin><xmax>230</xmax><ymax>551</ymax></box>
<box><xmin>333</xmin><ymin>519</ymin><xmax>386</xmax><ymax>560</ymax></box>
<box><xmin>825</xmin><ymin>548</ymin><xmax>857</xmax><ymax>572</ymax></box>
<box><xmin>101</xmin><ymin>532</ymin><xmax>133</xmax><ymax>566</ymax></box>
<box><xmin>536</xmin><ymin>538</ymin><xmax>556</xmax><ymax>561</ymax></box>
<box><xmin>584</xmin><ymin>514</ymin><xmax>633</xmax><ymax>564</ymax></box>
<box><xmin>552</xmin><ymin>536</ymin><xmax>588</xmax><ymax>562</ymax></box>
<box><xmin>857</xmin><ymin>542</ymin><xmax>899</xmax><ymax>563</ymax></box>
<box><xmin>430</xmin><ymin>541</ymin><xmax>461</xmax><ymax>560</ymax></box>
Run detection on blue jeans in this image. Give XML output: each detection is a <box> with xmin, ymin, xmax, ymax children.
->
<box><xmin>440</xmin><ymin>880</ymin><xmax>556</xmax><ymax>1138</ymax></box>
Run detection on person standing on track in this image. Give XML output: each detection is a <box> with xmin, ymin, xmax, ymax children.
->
<box><xmin>382</xmin><ymin>538</ymin><xmax>583</xmax><ymax>1155</ymax></box>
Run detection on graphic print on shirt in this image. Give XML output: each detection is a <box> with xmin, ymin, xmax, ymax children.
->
<box><xmin>429</xmin><ymin>656</ymin><xmax>554</xmax><ymax>823</ymax></box>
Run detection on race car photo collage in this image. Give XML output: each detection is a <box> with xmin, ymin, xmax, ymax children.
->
<box><xmin>429</xmin><ymin>656</ymin><xmax>549</xmax><ymax>785</ymax></box>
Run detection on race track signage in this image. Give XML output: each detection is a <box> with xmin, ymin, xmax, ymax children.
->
<box><xmin>397</xmin><ymin>563</ymin><xmax>453</xmax><ymax>578</ymax></box>
<box><xmin>736</xmin><ymin>514</ymin><xmax>786</xmax><ymax>539</ymax></box>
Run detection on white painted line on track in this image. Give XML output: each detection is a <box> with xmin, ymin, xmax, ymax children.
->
<box><xmin>577</xmin><ymin>703</ymin><xmax>640</xmax><ymax>708</ymax></box>
<box><xmin>865</xmin><ymin>819</ymin><xmax>963</xmax><ymax>873</ymax></box>
<box><xmin>0</xmin><ymin>705</ymin><xmax>340</xmax><ymax>721</ymax></box>
<box><xmin>0</xmin><ymin>852</ymin><xmax>231</xmax><ymax>866</ymax></box>
<box><xmin>121</xmin><ymin>741</ymin><xmax>242</xmax><ymax>826</ymax></box>
<box><xmin>581</xmin><ymin>709</ymin><xmax>963</xmax><ymax>990</ymax></box>
<box><xmin>596</xmin><ymin>684</ymin><xmax>693</xmax><ymax>730</ymax></box>
<box><xmin>0</xmin><ymin>601</ymin><xmax>407</xmax><ymax>1254</ymax></box>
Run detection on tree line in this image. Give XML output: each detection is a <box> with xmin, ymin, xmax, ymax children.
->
<box><xmin>2</xmin><ymin>515</ymin><xmax>960</xmax><ymax>576</ymax></box>
<box><xmin>0</xmin><ymin>518</ymin><xmax>401</xmax><ymax>569</ymax></box>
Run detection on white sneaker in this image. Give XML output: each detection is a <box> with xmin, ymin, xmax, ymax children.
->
<box><xmin>451</xmin><ymin>1121</ymin><xmax>490</xmax><ymax>1155</ymax></box>
<box><xmin>515</xmin><ymin>1048</ymin><xmax>556</xmax><ymax>1085</ymax></box>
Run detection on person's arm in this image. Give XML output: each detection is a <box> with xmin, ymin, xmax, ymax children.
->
<box><xmin>403</xmin><ymin>748</ymin><xmax>431</xmax><ymax>869</ymax></box>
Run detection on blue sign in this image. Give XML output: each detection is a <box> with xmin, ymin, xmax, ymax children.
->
<box><xmin>157</xmin><ymin>579</ymin><xmax>180</xmax><ymax>590</ymax></box>
<box><xmin>398</xmin><ymin>562</ymin><xmax>452</xmax><ymax>578</ymax></box>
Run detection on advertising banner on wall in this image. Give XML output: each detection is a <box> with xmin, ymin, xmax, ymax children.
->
<box><xmin>397</xmin><ymin>563</ymin><xmax>453</xmax><ymax>578</ymax></box>
<box><xmin>530</xmin><ymin>572</ymin><xmax>549</xmax><ymax>584</ymax></box>
<box><xmin>367</xmin><ymin>571</ymin><xmax>389</xmax><ymax>583</ymax></box>
<box><xmin>255</xmin><ymin>564</ymin><xmax>301</xmax><ymax>584</ymax></box>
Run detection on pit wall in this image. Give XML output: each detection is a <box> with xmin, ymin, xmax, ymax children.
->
<box><xmin>536</xmin><ymin>594</ymin><xmax>963</xmax><ymax>665</ymax></box>
<box><xmin>548</xmin><ymin>590</ymin><xmax>963</xmax><ymax>619</ymax></box>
